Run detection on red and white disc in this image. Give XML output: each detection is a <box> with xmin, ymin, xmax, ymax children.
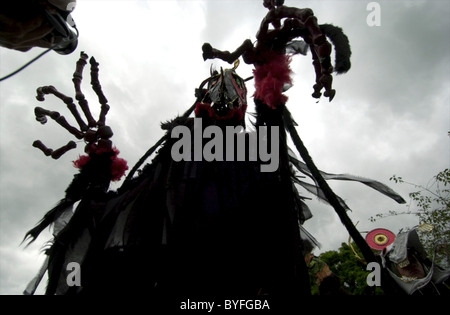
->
<box><xmin>366</xmin><ymin>228</ymin><xmax>396</xmax><ymax>250</ymax></box>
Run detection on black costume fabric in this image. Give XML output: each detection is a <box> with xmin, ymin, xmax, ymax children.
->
<box><xmin>24</xmin><ymin>97</ymin><xmax>409</xmax><ymax>301</ymax></box>
<box><xmin>24</xmin><ymin>96</ymin><xmax>409</xmax><ymax>302</ymax></box>
<box><xmin>32</xmin><ymin>106</ymin><xmax>308</xmax><ymax>307</ymax></box>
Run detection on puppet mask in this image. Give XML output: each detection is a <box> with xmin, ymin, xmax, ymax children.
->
<box><xmin>195</xmin><ymin>60</ymin><xmax>248</xmax><ymax>123</ymax></box>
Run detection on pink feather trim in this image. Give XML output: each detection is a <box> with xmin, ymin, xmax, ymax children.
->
<box><xmin>73</xmin><ymin>146</ymin><xmax>129</xmax><ymax>182</ymax></box>
<box><xmin>253</xmin><ymin>52</ymin><xmax>292</xmax><ymax>109</ymax></box>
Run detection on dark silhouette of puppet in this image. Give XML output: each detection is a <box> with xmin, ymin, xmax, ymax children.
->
<box><xmin>23</xmin><ymin>1</ymin><xmax>406</xmax><ymax>303</ymax></box>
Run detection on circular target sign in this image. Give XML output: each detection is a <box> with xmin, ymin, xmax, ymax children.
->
<box><xmin>366</xmin><ymin>228</ymin><xmax>396</xmax><ymax>250</ymax></box>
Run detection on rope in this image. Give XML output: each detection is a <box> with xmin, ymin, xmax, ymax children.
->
<box><xmin>0</xmin><ymin>48</ymin><xmax>53</xmax><ymax>82</ymax></box>
<box><xmin>0</xmin><ymin>25</ymin><xmax>79</xmax><ymax>82</ymax></box>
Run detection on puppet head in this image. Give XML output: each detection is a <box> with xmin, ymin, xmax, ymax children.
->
<box><xmin>195</xmin><ymin>60</ymin><xmax>248</xmax><ymax>125</ymax></box>
<box><xmin>263</xmin><ymin>0</ymin><xmax>284</xmax><ymax>10</ymax></box>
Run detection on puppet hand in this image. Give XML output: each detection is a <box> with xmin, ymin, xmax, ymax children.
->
<box><xmin>202</xmin><ymin>43</ymin><xmax>214</xmax><ymax>61</ymax></box>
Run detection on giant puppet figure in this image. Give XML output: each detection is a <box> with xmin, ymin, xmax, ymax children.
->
<box><xmin>23</xmin><ymin>0</ymin><xmax>406</xmax><ymax>302</ymax></box>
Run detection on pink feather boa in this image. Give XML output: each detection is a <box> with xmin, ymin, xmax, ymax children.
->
<box><xmin>253</xmin><ymin>52</ymin><xmax>292</xmax><ymax>109</ymax></box>
<box><xmin>73</xmin><ymin>146</ymin><xmax>128</xmax><ymax>182</ymax></box>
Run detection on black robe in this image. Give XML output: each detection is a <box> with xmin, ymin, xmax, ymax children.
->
<box><xmin>46</xmin><ymin>102</ymin><xmax>310</xmax><ymax>311</ymax></box>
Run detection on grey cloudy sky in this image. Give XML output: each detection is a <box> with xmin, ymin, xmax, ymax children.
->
<box><xmin>0</xmin><ymin>0</ymin><xmax>449</xmax><ymax>294</ymax></box>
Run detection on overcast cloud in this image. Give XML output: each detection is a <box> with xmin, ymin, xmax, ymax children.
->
<box><xmin>0</xmin><ymin>0</ymin><xmax>449</xmax><ymax>295</ymax></box>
